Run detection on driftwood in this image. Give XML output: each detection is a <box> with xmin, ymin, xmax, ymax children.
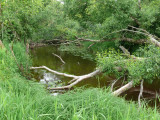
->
<box><xmin>52</xmin><ymin>53</ymin><xmax>65</xmax><ymax>64</ymax></box>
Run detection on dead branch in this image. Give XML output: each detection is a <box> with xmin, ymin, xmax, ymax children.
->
<box><xmin>88</xmin><ymin>43</ymin><xmax>95</xmax><ymax>49</ymax></box>
<box><xmin>68</xmin><ymin>78</ymin><xmax>77</xmax><ymax>84</ymax></box>
<box><xmin>31</xmin><ymin>66</ymin><xmax>78</xmax><ymax>78</ymax></box>
<box><xmin>111</xmin><ymin>76</ymin><xmax>123</xmax><ymax>92</ymax></box>
<box><xmin>113</xmin><ymin>81</ymin><xmax>134</xmax><ymax>96</ymax></box>
<box><xmin>49</xmin><ymin>69</ymin><xmax>101</xmax><ymax>90</ymax></box>
<box><xmin>31</xmin><ymin>65</ymin><xmax>135</xmax><ymax>95</ymax></box>
<box><xmin>148</xmin><ymin>35</ymin><xmax>160</xmax><ymax>47</ymax></box>
<box><xmin>52</xmin><ymin>53</ymin><xmax>65</xmax><ymax>64</ymax></box>
<box><xmin>138</xmin><ymin>80</ymin><xmax>144</xmax><ymax>108</ymax></box>
<box><xmin>77</xmin><ymin>38</ymin><xmax>104</xmax><ymax>42</ymax></box>
<box><xmin>31</xmin><ymin>66</ymin><xmax>101</xmax><ymax>90</ymax></box>
<box><xmin>76</xmin><ymin>37</ymin><xmax>147</xmax><ymax>45</ymax></box>
<box><xmin>119</xmin><ymin>46</ymin><xmax>131</xmax><ymax>57</ymax></box>
<box><xmin>76</xmin><ymin>26</ymin><xmax>160</xmax><ymax>48</ymax></box>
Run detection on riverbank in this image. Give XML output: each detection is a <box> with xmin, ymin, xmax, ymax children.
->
<box><xmin>0</xmin><ymin>42</ymin><xmax>159</xmax><ymax>120</ymax></box>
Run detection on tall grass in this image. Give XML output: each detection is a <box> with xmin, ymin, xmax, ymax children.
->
<box><xmin>0</xmin><ymin>43</ymin><xmax>159</xmax><ymax>120</ymax></box>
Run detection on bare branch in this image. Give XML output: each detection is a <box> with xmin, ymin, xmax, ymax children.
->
<box><xmin>119</xmin><ymin>46</ymin><xmax>130</xmax><ymax>57</ymax></box>
<box><xmin>31</xmin><ymin>66</ymin><xmax>78</xmax><ymax>78</ymax></box>
<box><xmin>88</xmin><ymin>43</ymin><xmax>95</xmax><ymax>49</ymax></box>
<box><xmin>31</xmin><ymin>66</ymin><xmax>101</xmax><ymax>90</ymax></box>
<box><xmin>77</xmin><ymin>38</ymin><xmax>104</xmax><ymax>42</ymax></box>
<box><xmin>52</xmin><ymin>53</ymin><xmax>65</xmax><ymax>64</ymax></box>
<box><xmin>48</xmin><ymin>69</ymin><xmax>101</xmax><ymax>90</ymax></box>
<box><xmin>111</xmin><ymin>76</ymin><xmax>123</xmax><ymax>92</ymax></box>
<box><xmin>68</xmin><ymin>78</ymin><xmax>77</xmax><ymax>84</ymax></box>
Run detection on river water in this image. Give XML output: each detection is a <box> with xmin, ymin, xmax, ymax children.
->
<box><xmin>31</xmin><ymin>45</ymin><xmax>160</xmax><ymax>106</ymax></box>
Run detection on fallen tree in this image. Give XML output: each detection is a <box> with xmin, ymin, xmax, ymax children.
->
<box><xmin>30</xmin><ymin>47</ymin><xmax>145</xmax><ymax>96</ymax></box>
<box><xmin>31</xmin><ymin>26</ymin><xmax>160</xmax><ymax>103</ymax></box>
<box><xmin>74</xmin><ymin>26</ymin><xmax>160</xmax><ymax>47</ymax></box>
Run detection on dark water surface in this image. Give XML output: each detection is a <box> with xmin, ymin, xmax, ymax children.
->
<box><xmin>31</xmin><ymin>45</ymin><xmax>160</xmax><ymax>106</ymax></box>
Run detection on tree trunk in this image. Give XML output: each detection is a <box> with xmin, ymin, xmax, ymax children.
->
<box><xmin>113</xmin><ymin>81</ymin><xmax>134</xmax><ymax>96</ymax></box>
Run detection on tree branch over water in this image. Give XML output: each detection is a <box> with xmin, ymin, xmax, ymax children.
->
<box><xmin>52</xmin><ymin>53</ymin><xmax>65</xmax><ymax>64</ymax></box>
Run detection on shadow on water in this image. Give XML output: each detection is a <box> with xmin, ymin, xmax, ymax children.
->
<box><xmin>30</xmin><ymin>45</ymin><xmax>160</xmax><ymax>107</ymax></box>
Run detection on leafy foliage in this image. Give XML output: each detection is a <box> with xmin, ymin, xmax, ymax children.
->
<box><xmin>96</xmin><ymin>45</ymin><xmax>160</xmax><ymax>84</ymax></box>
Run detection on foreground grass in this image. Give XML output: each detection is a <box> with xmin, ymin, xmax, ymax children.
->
<box><xmin>0</xmin><ymin>43</ymin><xmax>160</xmax><ymax>120</ymax></box>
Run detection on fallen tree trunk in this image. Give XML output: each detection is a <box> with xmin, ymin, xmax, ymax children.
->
<box><xmin>113</xmin><ymin>81</ymin><xmax>134</xmax><ymax>96</ymax></box>
<box><xmin>76</xmin><ymin>37</ymin><xmax>147</xmax><ymax>44</ymax></box>
<box><xmin>76</xmin><ymin>26</ymin><xmax>160</xmax><ymax>48</ymax></box>
<box><xmin>148</xmin><ymin>35</ymin><xmax>160</xmax><ymax>47</ymax></box>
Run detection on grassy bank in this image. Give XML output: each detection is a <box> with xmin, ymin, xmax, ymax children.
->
<box><xmin>0</xmin><ymin>43</ymin><xmax>160</xmax><ymax>120</ymax></box>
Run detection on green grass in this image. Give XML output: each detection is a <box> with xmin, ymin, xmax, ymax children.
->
<box><xmin>0</xmin><ymin>43</ymin><xmax>160</xmax><ymax>120</ymax></box>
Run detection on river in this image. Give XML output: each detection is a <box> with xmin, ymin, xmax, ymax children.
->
<box><xmin>31</xmin><ymin>45</ymin><xmax>160</xmax><ymax>107</ymax></box>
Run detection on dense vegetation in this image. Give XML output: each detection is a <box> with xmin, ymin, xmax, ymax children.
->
<box><xmin>1</xmin><ymin>0</ymin><xmax>160</xmax><ymax>119</ymax></box>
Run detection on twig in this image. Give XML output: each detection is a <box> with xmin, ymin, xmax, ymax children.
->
<box><xmin>88</xmin><ymin>43</ymin><xmax>95</xmax><ymax>49</ymax></box>
<box><xmin>52</xmin><ymin>53</ymin><xmax>65</xmax><ymax>64</ymax></box>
